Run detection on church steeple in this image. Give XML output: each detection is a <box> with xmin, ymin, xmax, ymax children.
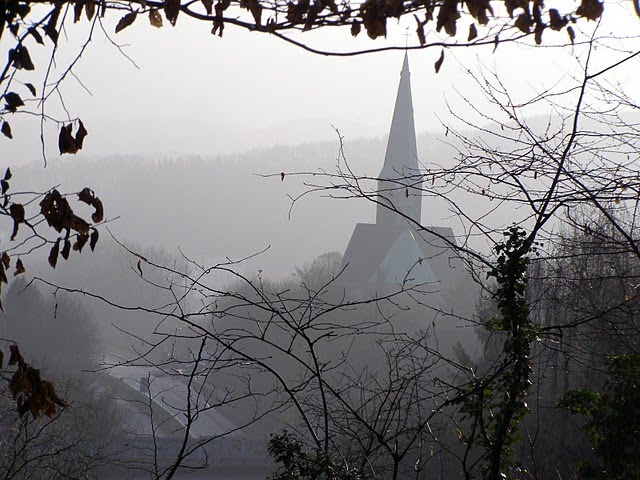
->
<box><xmin>376</xmin><ymin>53</ymin><xmax>422</xmax><ymax>226</ymax></box>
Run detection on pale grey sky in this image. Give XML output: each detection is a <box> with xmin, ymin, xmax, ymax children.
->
<box><xmin>3</xmin><ymin>1</ymin><xmax>638</xmax><ymax>164</ymax></box>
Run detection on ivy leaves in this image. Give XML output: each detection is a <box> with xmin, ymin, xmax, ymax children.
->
<box><xmin>455</xmin><ymin>226</ymin><xmax>538</xmax><ymax>479</ymax></box>
<box><xmin>559</xmin><ymin>348</ymin><xmax>640</xmax><ymax>479</ymax></box>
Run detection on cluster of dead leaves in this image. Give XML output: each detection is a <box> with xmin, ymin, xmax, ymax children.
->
<box><xmin>39</xmin><ymin>188</ymin><xmax>102</xmax><ymax>269</ymax></box>
<box><xmin>89</xmin><ymin>0</ymin><xmax>611</xmax><ymax>74</ymax></box>
<box><xmin>342</xmin><ymin>0</ymin><xmax>606</xmax><ymax>45</ymax></box>
<box><xmin>1</xmin><ymin>168</ymin><xmax>103</xmax><ymax>310</ymax></box>
<box><xmin>58</xmin><ymin>120</ymin><xmax>88</xmax><ymax>155</ymax></box>
<box><xmin>362</xmin><ymin>0</ymin><xmax>606</xmax><ymax>45</ymax></box>
<box><xmin>1</xmin><ymin>345</ymin><xmax>67</xmax><ymax>418</ymax></box>
<box><xmin>114</xmin><ymin>0</ymin><xmax>181</xmax><ymax>33</ymax></box>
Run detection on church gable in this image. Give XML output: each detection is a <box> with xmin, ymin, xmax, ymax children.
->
<box><xmin>339</xmin><ymin>223</ymin><xmax>401</xmax><ymax>283</ymax></box>
<box><xmin>369</xmin><ymin>229</ymin><xmax>438</xmax><ymax>286</ymax></box>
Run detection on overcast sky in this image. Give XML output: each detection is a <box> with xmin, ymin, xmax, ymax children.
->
<box><xmin>3</xmin><ymin>1</ymin><xmax>638</xmax><ymax>164</ymax></box>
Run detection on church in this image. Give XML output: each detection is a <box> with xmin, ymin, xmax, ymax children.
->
<box><xmin>339</xmin><ymin>53</ymin><xmax>462</xmax><ymax>297</ymax></box>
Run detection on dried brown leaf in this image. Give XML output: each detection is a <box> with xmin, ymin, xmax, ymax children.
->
<box><xmin>10</xmin><ymin>46</ymin><xmax>35</xmax><ymax>71</ymax></box>
<box><xmin>14</xmin><ymin>258</ymin><xmax>25</xmax><ymax>276</ymax></box>
<box><xmin>73</xmin><ymin>233</ymin><xmax>89</xmax><ymax>252</ymax></box>
<box><xmin>74</xmin><ymin>0</ymin><xmax>84</xmax><ymax>22</ymax></box>
<box><xmin>434</xmin><ymin>49</ymin><xmax>445</xmax><ymax>73</ymax></box>
<box><xmin>415</xmin><ymin>15</ymin><xmax>426</xmax><ymax>45</ymax></box>
<box><xmin>29</xmin><ymin>27</ymin><xmax>44</xmax><ymax>44</ymax></box>
<box><xmin>351</xmin><ymin>21</ymin><xmax>361</xmax><ymax>37</ymax></box>
<box><xmin>465</xmin><ymin>0</ymin><xmax>492</xmax><ymax>25</ymax></box>
<box><xmin>548</xmin><ymin>8</ymin><xmax>567</xmax><ymax>30</ymax></box>
<box><xmin>75</xmin><ymin>120</ymin><xmax>88</xmax><ymax>150</ymax></box>
<box><xmin>164</xmin><ymin>0</ymin><xmax>181</xmax><ymax>26</ymax></box>
<box><xmin>78</xmin><ymin>187</ymin><xmax>104</xmax><ymax>223</ymax></box>
<box><xmin>286</xmin><ymin>0</ymin><xmax>306</xmax><ymax>23</ymax></box>
<box><xmin>70</xmin><ymin>216</ymin><xmax>91</xmax><ymax>235</ymax></box>
<box><xmin>59</xmin><ymin>124</ymin><xmax>77</xmax><ymax>155</ymax></box>
<box><xmin>4</xmin><ymin>92</ymin><xmax>24</xmax><ymax>112</ymax></box>
<box><xmin>9</xmin><ymin>203</ymin><xmax>25</xmax><ymax>241</ymax></box>
<box><xmin>49</xmin><ymin>239</ymin><xmax>60</xmax><ymax>268</ymax></box>
<box><xmin>45</xmin><ymin>4</ymin><xmax>61</xmax><ymax>44</ymax></box>
<box><xmin>115</xmin><ymin>11</ymin><xmax>137</xmax><ymax>33</ymax></box>
<box><xmin>61</xmin><ymin>238</ymin><xmax>71</xmax><ymax>260</ymax></box>
<box><xmin>1</xmin><ymin>121</ymin><xmax>12</xmax><ymax>139</ymax></box>
<box><xmin>1</xmin><ymin>252</ymin><xmax>9</xmax><ymax>270</ymax></box>
<box><xmin>514</xmin><ymin>11</ymin><xmax>532</xmax><ymax>33</ymax></box>
<box><xmin>90</xmin><ymin>229</ymin><xmax>99</xmax><ymax>251</ymax></box>
<box><xmin>149</xmin><ymin>8</ymin><xmax>163</xmax><ymax>27</ymax></box>
<box><xmin>436</xmin><ymin>0</ymin><xmax>459</xmax><ymax>36</ymax></box>
<box><xmin>40</xmin><ymin>190</ymin><xmax>70</xmax><ymax>232</ymax></box>
<box><xmin>248</xmin><ymin>1</ymin><xmax>263</xmax><ymax>26</ymax></box>
<box><xmin>9</xmin><ymin>356</ymin><xmax>67</xmax><ymax>419</ymax></box>
<box><xmin>360</xmin><ymin>0</ymin><xmax>387</xmax><ymax>39</ymax></box>
<box><xmin>85</xmin><ymin>1</ymin><xmax>95</xmax><ymax>20</ymax></box>
<box><xmin>534</xmin><ymin>23</ymin><xmax>545</xmax><ymax>45</ymax></box>
<box><xmin>576</xmin><ymin>0</ymin><xmax>603</xmax><ymax>20</ymax></box>
<box><xmin>468</xmin><ymin>23</ymin><xmax>477</xmax><ymax>41</ymax></box>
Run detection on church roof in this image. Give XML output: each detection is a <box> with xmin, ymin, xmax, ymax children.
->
<box><xmin>339</xmin><ymin>223</ymin><xmax>459</xmax><ymax>287</ymax></box>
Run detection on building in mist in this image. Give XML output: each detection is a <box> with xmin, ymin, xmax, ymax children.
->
<box><xmin>339</xmin><ymin>53</ymin><xmax>461</xmax><ymax>295</ymax></box>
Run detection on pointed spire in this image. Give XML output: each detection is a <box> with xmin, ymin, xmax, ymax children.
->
<box><xmin>381</xmin><ymin>53</ymin><xmax>418</xmax><ymax>177</ymax></box>
<box><xmin>376</xmin><ymin>53</ymin><xmax>422</xmax><ymax>226</ymax></box>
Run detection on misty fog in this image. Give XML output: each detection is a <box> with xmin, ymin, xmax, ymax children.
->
<box><xmin>2</xmin><ymin>3</ymin><xmax>640</xmax><ymax>476</ymax></box>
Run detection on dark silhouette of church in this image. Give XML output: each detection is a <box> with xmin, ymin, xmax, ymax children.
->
<box><xmin>339</xmin><ymin>54</ymin><xmax>461</xmax><ymax>295</ymax></box>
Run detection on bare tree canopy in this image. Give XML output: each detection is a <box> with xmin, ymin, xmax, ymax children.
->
<box><xmin>0</xmin><ymin>0</ymin><xmax>628</xmax><ymax>54</ymax></box>
<box><xmin>1</xmin><ymin>0</ymin><xmax>640</xmax><ymax>477</ymax></box>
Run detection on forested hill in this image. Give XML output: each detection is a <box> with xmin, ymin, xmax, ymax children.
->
<box><xmin>13</xmin><ymin>131</ymin><xmax>450</xmax><ymax>278</ymax></box>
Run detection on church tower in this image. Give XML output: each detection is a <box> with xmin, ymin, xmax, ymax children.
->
<box><xmin>337</xmin><ymin>55</ymin><xmax>475</xmax><ymax>357</ymax></box>
<box><xmin>376</xmin><ymin>53</ymin><xmax>422</xmax><ymax>226</ymax></box>
<box><xmin>339</xmin><ymin>54</ymin><xmax>457</xmax><ymax>289</ymax></box>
